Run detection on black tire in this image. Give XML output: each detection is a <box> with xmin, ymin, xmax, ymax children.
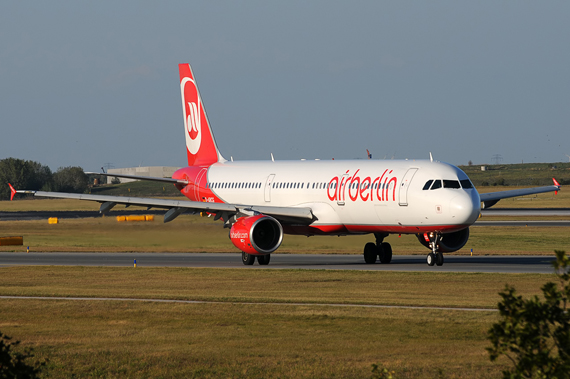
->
<box><xmin>435</xmin><ymin>252</ymin><xmax>444</xmax><ymax>266</ymax></box>
<box><xmin>426</xmin><ymin>253</ymin><xmax>436</xmax><ymax>266</ymax></box>
<box><xmin>242</xmin><ymin>252</ymin><xmax>255</xmax><ymax>265</ymax></box>
<box><xmin>257</xmin><ymin>254</ymin><xmax>271</xmax><ymax>265</ymax></box>
<box><xmin>379</xmin><ymin>242</ymin><xmax>392</xmax><ymax>264</ymax></box>
<box><xmin>363</xmin><ymin>242</ymin><xmax>377</xmax><ymax>264</ymax></box>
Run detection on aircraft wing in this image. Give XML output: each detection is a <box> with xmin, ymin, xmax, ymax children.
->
<box><xmin>85</xmin><ymin>172</ymin><xmax>188</xmax><ymax>184</ymax></box>
<box><xmin>479</xmin><ymin>179</ymin><xmax>561</xmax><ymax>209</ymax></box>
<box><xmin>11</xmin><ymin>188</ymin><xmax>314</xmax><ymax>225</ymax></box>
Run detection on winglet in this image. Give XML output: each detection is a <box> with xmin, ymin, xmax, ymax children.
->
<box><xmin>8</xmin><ymin>183</ymin><xmax>16</xmax><ymax>201</ymax></box>
<box><xmin>553</xmin><ymin>178</ymin><xmax>560</xmax><ymax>195</ymax></box>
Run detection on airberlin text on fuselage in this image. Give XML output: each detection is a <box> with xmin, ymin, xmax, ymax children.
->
<box><xmin>327</xmin><ymin>169</ymin><xmax>398</xmax><ymax>202</ymax></box>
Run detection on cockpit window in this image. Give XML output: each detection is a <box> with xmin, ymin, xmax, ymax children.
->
<box><xmin>460</xmin><ymin>179</ymin><xmax>473</xmax><ymax>189</ymax></box>
<box><xmin>443</xmin><ymin>180</ymin><xmax>461</xmax><ymax>189</ymax></box>
<box><xmin>430</xmin><ymin>180</ymin><xmax>442</xmax><ymax>190</ymax></box>
<box><xmin>422</xmin><ymin>180</ymin><xmax>433</xmax><ymax>190</ymax></box>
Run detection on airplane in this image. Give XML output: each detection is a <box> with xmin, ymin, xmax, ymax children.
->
<box><xmin>10</xmin><ymin>63</ymin><xmax>562</xmax><ymax>266</ymax></box>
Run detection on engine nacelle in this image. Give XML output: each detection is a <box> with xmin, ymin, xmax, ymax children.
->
<box><xmin>230</xmin><ymin>215</ymin><xmax>283</xmax><ymax>255</ymax></box>
<box><xmin>416</xmin><ymin>228</ymin><xmax>470</xmax><ymax>253</ymax></box>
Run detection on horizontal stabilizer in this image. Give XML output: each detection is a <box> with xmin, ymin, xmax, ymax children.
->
<box><xmin>85</xmin><ymin>172</ymin><xmax>188</xmax><ymax>185</ymax></box>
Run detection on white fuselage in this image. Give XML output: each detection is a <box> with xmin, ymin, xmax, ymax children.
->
<box><xmin>199</xmin><ymin>159</ymin><xmax>481</xmax><ymax>235</ymax></box>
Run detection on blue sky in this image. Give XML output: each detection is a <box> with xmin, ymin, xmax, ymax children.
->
<box><xmin>1</xmin><ymin>1</ymin><xmax>569</xmax><ymax>171</ymax></box>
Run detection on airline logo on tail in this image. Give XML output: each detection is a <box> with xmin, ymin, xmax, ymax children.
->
<box><xmin>181</xmin><ymin>78</ymin><xmax>202</xmax><ymax>155</ymax></box>
<box><xmin>179</xmin><ymin>64</ymin><xmax>222</xmax><ymax>167</ymax></box>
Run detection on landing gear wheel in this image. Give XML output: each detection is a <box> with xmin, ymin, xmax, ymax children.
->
<box><xmin>242</xmin><ymin>252</ymin><xmax>255</xmax><ymax>265</ymax></box>
<box><xmin>379</xmin><ymin>242</ymin><xmax>392</xmax><ymax>264</ymax></box>
<box><xmin>435</xmin><ymin>252</ymin><xmax>444</xmax><ymax>266</ymax></box>
<box><xmin>257</xmin><ymin>255</ymin><xmax>271</xmax><ymax>265</ymax></box>
<box><xmin>363</xmin><ymin>242</ymin><xmax>377</xmax><ymax>264</ymax></box>
<box><xmin>427</xmin><ymin>253</ymin><xmax>436</xmax><ymax>266</ymax></box>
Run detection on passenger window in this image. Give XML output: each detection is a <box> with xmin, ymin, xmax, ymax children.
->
<box><xmin>430</xmin><ymin>180</ymin><xmax>442</xmax><ymax>190</ymax></box>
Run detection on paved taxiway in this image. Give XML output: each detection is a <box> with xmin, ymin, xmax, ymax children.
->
<box><xmin>0</xmin><ymin>252</ymin><xmax>557</xmax><ymax>274</ymax></box>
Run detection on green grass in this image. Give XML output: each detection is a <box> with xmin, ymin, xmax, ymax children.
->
<box><xmin>1</xmin><ymin>299</ymin><xmax>501</xmax><ymax>378</ymax></box>
<box><xmin>0</xmin><ymin>267</ymin><xmax>552</xmax><ymax>308</ymax></box>
<box><xmin>1</xmin><ymin>266</ymin><xmax>558</xmax><ymax>378</ymax></box>
<box><xmin>459</xmin><ymin>162</ymin><xmax>570</xmax><ymax>187</ymax></box>
<box><xmin>0</xmin><ymin>215</ymin><xmax>568</xmax><ymax>255</ymax></box>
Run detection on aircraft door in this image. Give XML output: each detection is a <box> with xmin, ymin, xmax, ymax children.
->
<box><xmin>264</xmin><ymin>174</ymin><xmax>275</xmax><ymax>202</ymax></box>
<box><xmin>398</xmin><ymin>168</ymin><xmax>418</xmax><ymax>206</ymax></box>
<box><xmin>337</xmin><ymin>174</ymin><xmax>349</xmax><ymax>206</ymax></box>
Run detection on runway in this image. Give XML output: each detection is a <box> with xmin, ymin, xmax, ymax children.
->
<box><xmin>0</xmin><ymin>252</ymin><xmax>557</xmax><ymax>274</ymax></box>
<box><xmin>481</xmin><ymin>208</ymin><xmax>570</xmax><ymax>217</ymax></box>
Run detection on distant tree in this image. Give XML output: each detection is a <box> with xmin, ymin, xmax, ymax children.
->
<box><xmin>27</xmin><ymin>160</ymin><xmax>53</xmax><ymax>191</ymax></box>
<box><xmin>0</xmin><ymin>331</ymin><xmax>44</xmax><ymax>378</ymax></box>
<box><xmin>468</xmin><ymin>160</ymin><xmax>473</xmax><ymax>166</ymax></box>
<box><xmin>52</xmin><ymin>166</ymin><xmax>89</xmax><ymax>193</ymax></box>
<box><xmin>487</xmin><ymin>250</ymin><xmax>570</xmax><ymax>379</ymax></box>
<box><xmin>0</xmin><ymin>158</ymin><xmax>52</xmax><ymax>199</ymax></box>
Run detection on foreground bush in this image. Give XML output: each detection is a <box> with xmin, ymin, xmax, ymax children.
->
<box><xmin>0</xmin><ymin>331</ymin><xmax>44</xmax><ymax>378</ymax></box>
<box><xmin>488</xmin><ymin>250</ymin><xmax>570</xmax><ymax>379</ymax></box>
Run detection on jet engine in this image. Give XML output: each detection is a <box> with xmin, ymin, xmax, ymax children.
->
<box><xmin>229</xmin><ymin>215</ymin><xmax>283</xmax><ymax>255</ymax></box>
<box><xmin>416</xmin><ymin>228</ymin><xmax>470</xmax><ymax>253</ymax></box>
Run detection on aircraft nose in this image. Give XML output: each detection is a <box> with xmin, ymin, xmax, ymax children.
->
<box><xmin>450</xmin><ymin>191</ymin><xmax>480</xmax><ymax>225</ymax></box>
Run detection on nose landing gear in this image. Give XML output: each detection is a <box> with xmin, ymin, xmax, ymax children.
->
<box><xmin>424</xmin><ymin>232</ymin><xmax>444</xmax><ymax>266</ymax></box>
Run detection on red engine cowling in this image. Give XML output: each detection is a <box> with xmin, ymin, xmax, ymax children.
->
<box><xmin>416</xmin><ymin>228</ymin><xmax>470</xmax><ymax>253</ymax></box>
<box><xmin>230</xmin><ymin>215</ymin><xmax>283</xmax><ymax>255</ymax></box>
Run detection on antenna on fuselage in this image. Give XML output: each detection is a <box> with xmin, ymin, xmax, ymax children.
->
<box><xmin>231</xmin><ymin>156</ymin><xmax>234</xmax><ymax>162</ymax></box>
<box><xmin>366</xmin><ymin>149</ymin><xmax>372</xmax><ymax>159</ymax></box>
<box><xmin>429</xmin><ymin>152</ymin><xmax>433</xmax><ymax>162</ymax></box>
<box><xmin>271</xmin><ymin>153</ymin><xmax>275</xmax><ymax>162</ymax></box>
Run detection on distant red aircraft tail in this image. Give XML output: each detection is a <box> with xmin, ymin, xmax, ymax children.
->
<box><xmin>553</xmin><ymin>178</ymin><xmax>560</xmax><ymax>195</ymax></box>
<box><xmin>179</xmin><ymin>64</ymin><xmax>225</xmax><ymax>167</ymax></box>
<box><xmin>8</xmin><ymin>183</ymin><xmax>16</xmax><ymax>201</ymax></box>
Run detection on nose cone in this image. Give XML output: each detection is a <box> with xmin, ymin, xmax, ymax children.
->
<box><xmin>450</xmin><ymin>190</ymin><xmax>481</xmax><ymax>225</ymax></box>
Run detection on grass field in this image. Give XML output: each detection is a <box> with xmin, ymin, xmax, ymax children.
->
<box><xmin>459</xmin><ymin>162</ymin><xmax>570</xmax><ymax>187</ymax></box>
<box><xmin>0</xmin><ymin>215</ymin><xmax>568</xmax><ymax>255</ymax></box>
<box><xmin>0</xmin><ymin>267</ymin><xmax>559</xmax><ymax>378</ymax></box>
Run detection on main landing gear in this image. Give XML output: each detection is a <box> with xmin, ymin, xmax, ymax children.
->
<box><xmin>241</xmin><ymin>252</ymin><xmax>271</xmax><ymax>266</ymax></box>
<box><xmin>424</xmin><ymin>232</ymin><xmax>444</xmax><ymax>267</ymax></box>
<box><xmin>363</xmin><ymin>233</ymin><xmax>392</xmax><ymax>264</ymax></box>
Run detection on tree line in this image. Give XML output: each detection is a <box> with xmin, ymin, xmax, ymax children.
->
<box><xmin>0</xmin><ymin>157</ymin><xmax>89</xmax><ymax>200</ymax></box>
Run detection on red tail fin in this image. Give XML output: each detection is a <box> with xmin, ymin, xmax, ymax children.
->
<box><xmin>179</xmin><ymin>64</ymin><xmax>224</xmax><ymax>166</ymax></box>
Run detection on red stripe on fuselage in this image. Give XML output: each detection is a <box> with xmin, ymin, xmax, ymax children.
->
<box><xmin>283</xmin><ymin>224</ymin><xmax>470</xmax><ymax>236</ymax></box>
